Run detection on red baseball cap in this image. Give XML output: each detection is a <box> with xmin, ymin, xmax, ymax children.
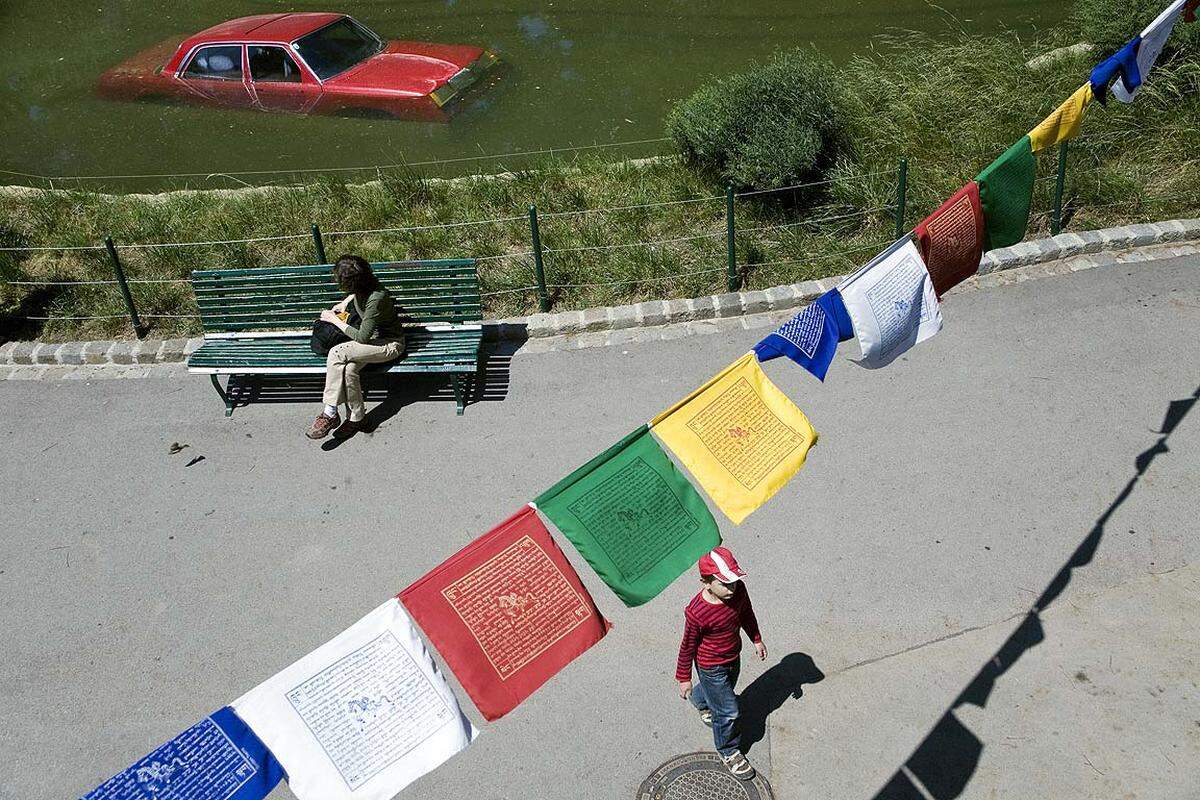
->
<box><xmin>698</xmin><ymin>547</ymin><xmax>746</xmax><ymax>583</ymax></box>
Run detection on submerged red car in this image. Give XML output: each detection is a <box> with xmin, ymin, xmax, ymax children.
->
<box><xmin>97</xmin><ymin>13</ymin><xmax>499</xmax><ymax>121</ymax></box>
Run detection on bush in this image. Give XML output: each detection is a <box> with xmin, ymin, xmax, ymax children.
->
<box><xmin>666</xmin><ymin>48</ymin><xmax>852</xmax><ymax>194</ymax></box>
<box><xmin>1073</xmin><ymin>0</ymin><xmax>1200</xmax><ymax>59</ymax></box>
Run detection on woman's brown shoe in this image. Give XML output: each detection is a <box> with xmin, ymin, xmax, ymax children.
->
<box><xmin>306</xmin><ymin>412</ymin><xmax>340</xmax><ymax>439</ymax></box>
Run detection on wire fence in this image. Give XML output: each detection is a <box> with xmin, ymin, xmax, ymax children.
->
<box><xmin>3</xmin><ymin>144</ymin><xmax>1199</xmax><ymax>332</ymax></box>
<box><xmin>0</xmin><ymin>137</ymin><xmax>675</xmax><ymax>185</ymax></box>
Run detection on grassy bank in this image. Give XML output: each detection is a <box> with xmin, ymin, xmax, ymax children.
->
<box><xmin>3</xmin><ymin>28</ymin><xmax>1199</xmax><ymax>342</ymax></box>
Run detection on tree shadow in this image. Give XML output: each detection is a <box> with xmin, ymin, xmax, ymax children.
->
<box><xmin>871</xmin><ymin>385</ymin><xmax>1199</xmax><ymax>799</ymax></box>
<box><xmin>738</xmin><ymin>652</ymin><xmax>825</xmax><ymax>755</ymax></box>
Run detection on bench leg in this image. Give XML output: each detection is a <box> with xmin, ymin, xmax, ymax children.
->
<box><xmin>451</xmin><ymin>374</ymin><xmax>465</xmax><ymax>416</ymax></box>
<box><xmin>210</xmin><ymin>374</ymin><xmax>235</xmax><ymax>417</ymax></box>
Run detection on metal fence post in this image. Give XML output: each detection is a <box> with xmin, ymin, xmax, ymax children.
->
<box><xmin>894</xmin><ymin>158</ymin><xmax>909</xmax><ymax>240</ymax></box>
<box><xmin>311</xmin><ymin>223</ymin><xmax>328</xmax><ymax>264</ymax></box>
<box><xmin>528</xmin><ymin>204</ymin><xmax>550</xmax><ymax>313</ymax></box>
<box><xmin>1052</xmin><ymin>141</ymin><xmax>1068</xmax><ymax>236</ymax></box>
<box><xmin>104</xmin><ymin>236</ymin><xmax>147</xmax><ymax>339</ymax></box>
<box><xmin>725</xmin><ymin>184</ymin><xmax>739</xmax><ymax>292</ymax></box>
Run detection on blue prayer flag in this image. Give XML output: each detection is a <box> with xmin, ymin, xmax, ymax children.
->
<box><xmin>753</xmin><ymin>289</ymin><xmax>853</xmax><ymax>382</ymax></box>
<box><xmin>82</xmin><ymin>707</ymin><xmax>284</xmax><ymax>800</ymax></box>
<box><xmin>1090</xmin><ymin>37</ymin><xmax>1143</xmax><ymax>104</ymax></box>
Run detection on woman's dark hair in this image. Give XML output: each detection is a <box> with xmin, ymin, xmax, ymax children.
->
<box><xmin>333</xmin><ymin>254</ymin><xmax>381</xmax><ymax>295</ymax></box>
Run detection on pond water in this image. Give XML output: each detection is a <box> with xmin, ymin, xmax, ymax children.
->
<box><xmin>0</xmin><ymin>0</ymin><xmax>1068</xmax><ymax>189</ymax></box>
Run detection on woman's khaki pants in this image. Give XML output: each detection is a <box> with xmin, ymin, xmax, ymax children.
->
<box><xmin>322</xmin><ymin>340</ymin><xmax>402</xmax><ymax>421</ymax></box>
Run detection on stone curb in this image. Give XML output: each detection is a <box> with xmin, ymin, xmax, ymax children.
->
<box><xmin>4</xmin><ymin>218</ymin><xmax>1198</xmax><ymax>366</ymax></box>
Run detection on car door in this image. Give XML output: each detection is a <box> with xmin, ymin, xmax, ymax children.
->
<box><xmin>247</xmin><ymin>45</ymin><xmax>321</xmax><ymax>114</ymax></box>
<box><xmin>176</xmin><ymin>44</ymin><xmax>253</xmax><ymax>109</ymax></box>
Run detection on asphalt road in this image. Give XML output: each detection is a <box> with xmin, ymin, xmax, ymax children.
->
<box><xmin>1</xmin><ymin>255</ymin><xmax>1197</xmax><ymax>799</ymax></box>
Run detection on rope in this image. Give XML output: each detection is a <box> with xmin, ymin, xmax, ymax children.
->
<box><xmin>738</xmin><ymin>205</ymin><xmax>898</xmax><ymax>235</ymax></box>
<box><xmin>325</xmin><ymin>215</ymin><xmax>529</xmax><ymax>237</ymax></box>
<box><xmin>473</xmin><ymin>251</ymin><xmax>536</xmax><ymax>262</ymax></box>
<box><xmin>733</xmin><ymin>168</ymin><xmax>901</xmax><ymax>198</ymax></box>
<box><xmin>0</xmin><ymin>277</ymin><xmax>191</xmax><ymax>286</ymax></box>
<box><xmin>19</xmin><ymin>312</ymin><xmax>201</xmax><ymax>320</ymax></box>
<box><xmin>0</xmin><ymin>243</ymin><xmax>106</xmax><ymax>253</ymax></box>
<box><xmin>545</xmin><ymin>230</ymin><xmax>726</xmax><ymax>255</ymax></box>
<box><xmin>538</xmin><ymin>194</ymin><xmax>726</xmax><ymax>219</ymax></box>
<box><xmin>546</xmin><ymin>266</ymin><xmax>728</xmax><ymax>289</ymax></box>
<box><xmin>480</xmin><ymin>285</ymin><xmax>543</xmax><ymax>297</ymax></box>
<box><xmin>0</xmin><ymin>138</ymin><xmax>674</xmax><ymax>183</ymax></box>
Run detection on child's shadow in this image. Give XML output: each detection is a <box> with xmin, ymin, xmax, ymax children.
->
<box><xmin>739</xmin><ymin>652</ymin><xmax>825</xmax><ymax>754</ymax></box>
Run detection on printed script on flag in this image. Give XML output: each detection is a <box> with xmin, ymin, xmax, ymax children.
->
<box><xmin>914</xmin><ymin>181</ymin><xmax>984</xmax><ymax>297</ymax></box>
<box><xmin>535</xmin><ymin>426</ymin><xmax>721</xmax><ymax>606</ymax></box>
<box><xmin>400</xmin><ymin>506</ymin><xmax>611</xmax><ymax>721</ymax></box>
<box><xmin>651</xmin><ymin>353</ymin><xmax>818</xmax><ymax>524</ymax></box>
<box><xmin>81</xmin><ymin>707</ymin><xmax>284</xmax><ymax>800</ymax></box>
<box><xmin>839</xmin><ymin>236</ymin><xmax>943</xmax><ymax>369</ymax></box>
<box><xmin>232</xmin><ymin>599</ymin><xmax>476</xmax><ymax>800</ymax></box>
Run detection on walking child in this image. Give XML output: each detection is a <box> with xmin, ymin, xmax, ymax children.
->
<box><xmin>675</xmin><ymin>546</ymin><xmax>767</xmax><ymax>780</ymax></box>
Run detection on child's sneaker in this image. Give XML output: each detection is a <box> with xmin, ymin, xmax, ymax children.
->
<box><xmin>697</xmin><ymin>708</ymin><xmax>713</xmax><ymax>727</ymax></box>
<box><xmin>720</xmin><ymin>751</ymin><xmax>756</xmax><ymax>781</ymax></box>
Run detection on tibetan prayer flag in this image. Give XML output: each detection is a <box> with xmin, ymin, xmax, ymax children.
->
<box><xmin>1187</xmin><ymin>0</ymin><xmax>1198</xmax><ymax>23</ymax></box>
<box><xmin>913</xmin><ymin>181</ymin><xmax>985</xmax><ymax>296</ymax></box>
<box><xmin>976</xmin><ymin>136</ymin><xmax>1036</xmax><ymax>250</ymax></box>
<box><xmin>535</xmin><ymin>426</ymin><xmax>720</xmax><ymax>606</ymax></box>
<box><xmin>651</xmin><ymin>353</ymin><xmax>818</xmax><ymax>525</ymax></box>
<box><xmin>399</xmin><ymin>506</ymin><xmax>611</xmax><ymax>721</ymax></box>
<box><xmin>232</xmin><ymin>599</ymin><xmax>477</xmax><ymax>800</ymax></box>
<box><xmin>1091</xmin><ymin>37</ymin><xmax>1143</xmax><ymax>104</ymax></box>
<box><xmin>1113</xmin><ymin>0</ymin><xmax>1189</xmax><ymax>101</ymax></box>
<box><xmin>753</xmin><ymin>289</ymin><xmax>852</xmax><ymax>382</ymax></box>
<box><xmin>82</xmin><ymin>707</ymin><xmax>284</xmax><ymax>800</ymax></box>
<box><xmin>838</xmin><ymin>236</ymin><xmax>943</xmax><ymax>369</ymax></box>
<box><xmin>1028</xmin><ymin>84</ymin><xmax>1094</xmax><ymax>152</ymax></box>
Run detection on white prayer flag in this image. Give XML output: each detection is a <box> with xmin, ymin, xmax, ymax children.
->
<box><xmin>232</xmin><ymin>598</ymin><xmax>478</xmax><ymax>800</ymax></box>
<box><xmin>838</xmin><ymin>236</ymin><xmax>943</xmax><ymax>369</ymax></box>
<box><xmin>1113</xmin><ymin>0</ymin><xmax>1187</xmax><ymax>102</ymax></box>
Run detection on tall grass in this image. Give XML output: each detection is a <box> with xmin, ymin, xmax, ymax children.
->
<box><xmin>3</xmin><ymin>27</ymin><xmax>1199</xmax><ymax>342</ymax></box>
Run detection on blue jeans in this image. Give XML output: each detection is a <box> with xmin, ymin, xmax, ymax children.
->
<box><xmin>690</xmin><ymin>660</ymin><xmax>741</xmax><ymax>756</ymax></box>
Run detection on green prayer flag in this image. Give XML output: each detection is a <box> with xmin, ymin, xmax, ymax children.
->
<box><xmin>535</xmin><ymin>426</ymin><xmax>721</xmax><ymax>607</ymax></box>
<box><xmin>976</xmin><ymin>135</ymin><xmax>1036</xmax><ymax>251</ymax></box>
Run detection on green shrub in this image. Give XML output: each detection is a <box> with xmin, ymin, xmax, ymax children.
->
<box><xmin>1073</xmin><ymin>0</ymin><xmax>1200</xmax><ymax>58</ymax></box>
<box><xmin>666</xmin><ymin>48</ymin><xmax>852</xmax><ymax>193</ymax></box>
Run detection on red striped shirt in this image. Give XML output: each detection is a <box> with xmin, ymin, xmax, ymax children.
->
<box><xmin>675</xmin><ymin>585</ymin><xmax>762</xmax><ymax>681</ymax></box>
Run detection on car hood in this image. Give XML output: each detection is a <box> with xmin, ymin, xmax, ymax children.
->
<box><xmin>325</xmin><ymin>41</ymin><xmax>485</xmax><ymax>95</ymax></box>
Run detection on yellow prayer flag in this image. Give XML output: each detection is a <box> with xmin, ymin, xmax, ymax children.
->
<box><xmin>650</xmin><ymin>352</ymin><xmax>818</xmax><ymax>524</ymax></box>
<box><xmin>1028</xmin><ymin>83</ymin><xmax>1093</xmax><ymax>153</ymax></box>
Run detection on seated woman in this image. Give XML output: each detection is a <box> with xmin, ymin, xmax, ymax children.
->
<box><xmin>307</xmin><ymin>255</ymin><xmax>406</xmax><ymax>439</ymax></box>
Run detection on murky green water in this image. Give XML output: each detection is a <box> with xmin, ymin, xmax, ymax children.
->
<box><xmin>0</xmin><ymin>0</ymin><xmax>1068</xmax><ymax>189</ymax></box>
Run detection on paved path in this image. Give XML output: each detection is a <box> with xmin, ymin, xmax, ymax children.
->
<box><xmin>1</xmin><ymin>255</ymin><xmax>1197</xmax><ymax>800</ymax></box>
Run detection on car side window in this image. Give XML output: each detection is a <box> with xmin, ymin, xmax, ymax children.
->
<box><xmin>183</xmin><ymin>45</ymin><xmax>243</xmax><ymax>81</ymax></box>
<box><xmin>248</xmin><ymin>46</ymin><xmax>302</xmax><ymax>83</ymax></box>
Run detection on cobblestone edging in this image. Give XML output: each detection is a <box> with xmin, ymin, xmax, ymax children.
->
<box><xmin>3</xmin><ymin>218</ymin><xmax>1198</xmax><ymax>367</ymax></box>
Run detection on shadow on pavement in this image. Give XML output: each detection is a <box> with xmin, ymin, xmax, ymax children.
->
<box><xmin>870</xmin><ymin>385</ymin><xmax>1199</xmax><ymax>800</ymax></box>
<box><xmin>739</xmin><ymin>652</ymin><xmax>825</xmax><ymax>755</ymax></box>
<box><xmin>222</xmin><ymin>336</ymin><xmax>523</xmax><ymax>427</ymax></box>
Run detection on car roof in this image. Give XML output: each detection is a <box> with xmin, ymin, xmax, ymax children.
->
<box><xmin>184</xmin><ymin>12</ymin><xmax>346</xmax><ymax>47</ymax></box>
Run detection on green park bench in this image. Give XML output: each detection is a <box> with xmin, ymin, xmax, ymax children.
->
<box><xmin>186</xmin><ymin>259</ymin><xmax>483</xmax><ymax>417</ymax></box>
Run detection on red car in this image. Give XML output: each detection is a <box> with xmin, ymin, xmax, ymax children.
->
<box><xmin>97</xmin><ymin>13</ymin><xmax>499</xmax><ymax>121</ymax></box>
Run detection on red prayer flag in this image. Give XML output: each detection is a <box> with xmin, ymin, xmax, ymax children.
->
<box><xmin>1186</xmin><ymin>0</ymin><xmax>1198</xmax><ymax>24</ymax></box>
<box><xmin>914</xmin><ymin>181</ymin><xmax>985</xmax><ymax>297</ymax></box>
<box><xmin>399</xmin><ymin>505</ymin><xmax>612</xmax><ymax>721</ymax></box>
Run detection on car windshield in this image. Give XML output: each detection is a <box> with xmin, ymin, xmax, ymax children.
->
<box><xmin>292</xmin><ymin>17</ymin><xmax>383</xmax><ymax>81</ymax></box>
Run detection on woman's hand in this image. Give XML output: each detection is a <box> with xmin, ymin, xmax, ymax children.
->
<box><xmin>755</xmin><ymin>641</ymin><xmax>768</xmax><ymax>661</ymax></box>
<box><xmin>319</xmin><ymin>309</ymin><xmax>340</xmax><ymax>324</ymax></box>
<box><xmin>678</xmin><ymin>680</ymin><xmax>692</xmax><ymax>700</ymax></box>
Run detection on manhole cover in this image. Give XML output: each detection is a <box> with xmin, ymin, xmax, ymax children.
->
<box><xmin>636</xmin><ymin>752</ymin><xmax>775</xmax><ymax>800</ymax></box>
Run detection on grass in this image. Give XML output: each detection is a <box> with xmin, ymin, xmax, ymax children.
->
<box><xmin>2</xmin><ymin>27</ymin><xmax>1200</xmax><ymax>342</ymax></box>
